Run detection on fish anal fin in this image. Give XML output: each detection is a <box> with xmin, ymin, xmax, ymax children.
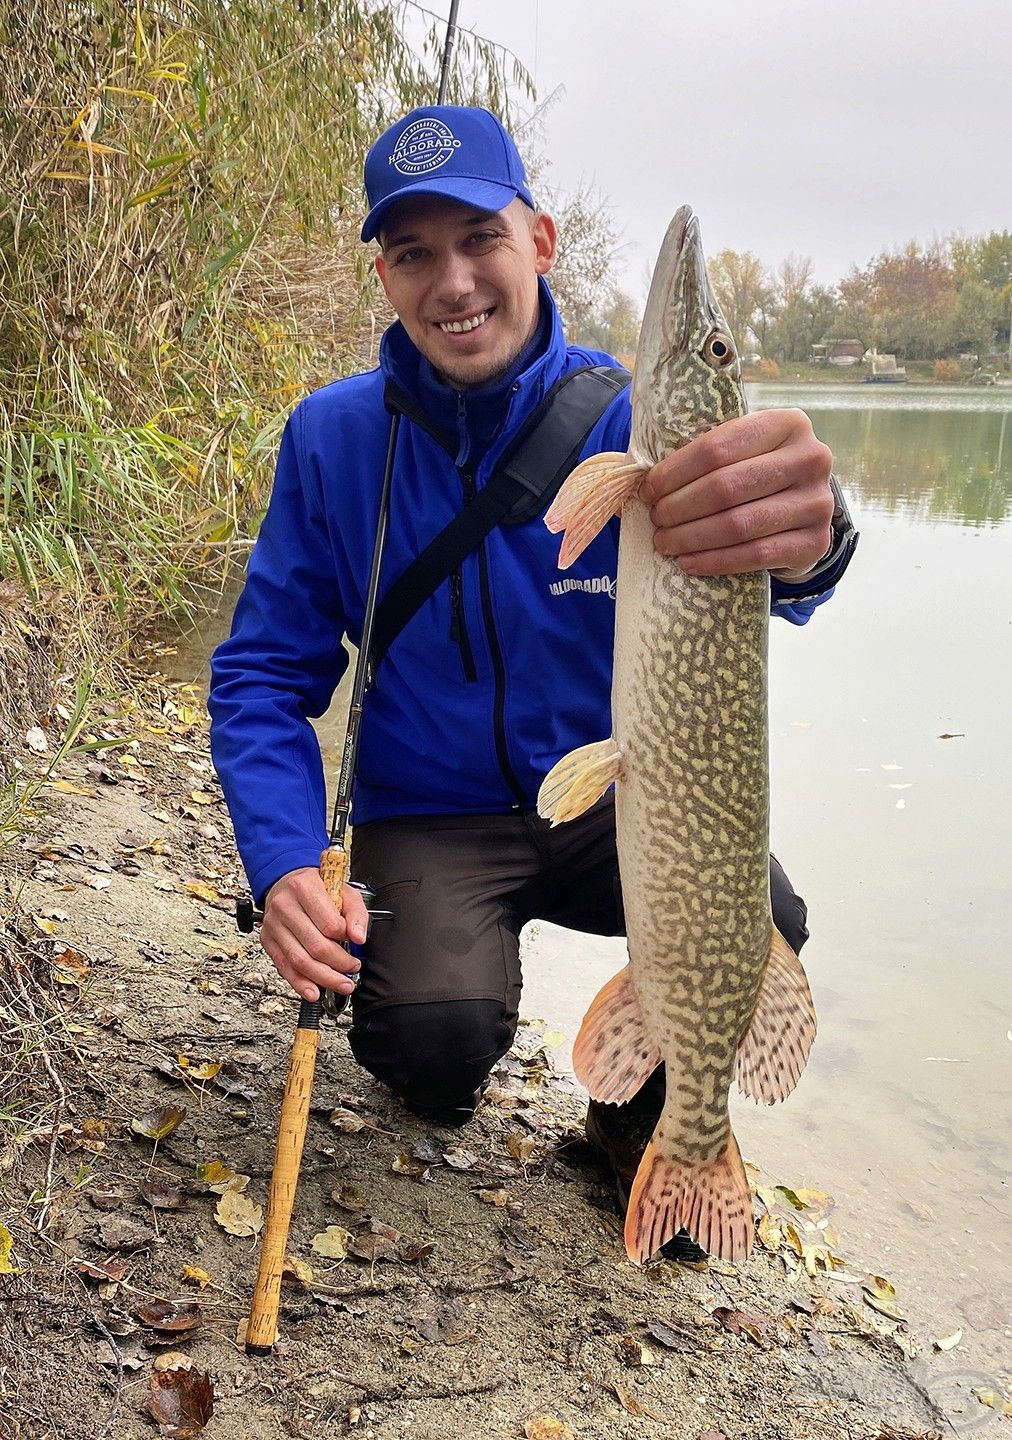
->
<box><xmin>735</xmin><ymin>927</ymin><xmax>817</xmax><ymax>1105</ymax></box>
<box><xmin>572</xmin><ymin>964</ymin><xmax>661</xmax><ymax>1105</ymax></box>
<box><xmin>545</xmin><ymin>452</ymin><xmax>647</xmax><ymax>568</ymax></box>
<box><xmin>537</xmin><ymin>738</ymin><xmax>623</xmax><ymax>826</ymax></box>
<box><xmin>624</xmin><ymin>1130</ymin><xmax>753</xmax><ymax>1265</ymax></box>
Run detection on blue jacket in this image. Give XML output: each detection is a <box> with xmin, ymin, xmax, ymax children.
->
<box><xmin>209</xmin><ymin>281</ymin><xmax>841</xmax><ymax>903</ymax></box>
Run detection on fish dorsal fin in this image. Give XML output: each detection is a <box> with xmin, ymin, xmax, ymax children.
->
<box><xmin>537</xmin><ymin>738</ymin><xmax>623</xmax><ymax>827</ymax></box>
<box><xmin>735</xmin><ymin>927</ymin><xmax>817</xmax><ymax>1105</ymax></box>
<box><xmin>572</xmin><ymin>963</ymin><xmax>662</xmax><ymax>1105</ymax></box>
<box><xmin>544</xmin><ymin>452</ymin><xmax>646</xmax><ymax>568</ymax></box>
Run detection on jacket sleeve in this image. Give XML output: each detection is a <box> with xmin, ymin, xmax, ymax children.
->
<box><xmin>208</xmin><ymin>407</ymin><xmax>348</xmax><ymax>904</ymax></box>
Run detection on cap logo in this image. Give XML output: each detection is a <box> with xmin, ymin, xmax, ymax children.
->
<box><xmin>390</xmin><ymin>117</ymin><xmax>461</xmax><ymax>176</ymax></box>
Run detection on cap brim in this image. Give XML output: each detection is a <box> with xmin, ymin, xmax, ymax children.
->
<box><xmin>361</xmin><ymin>176</ymin><xmax>525</xmax><ymax>242</ymax></box>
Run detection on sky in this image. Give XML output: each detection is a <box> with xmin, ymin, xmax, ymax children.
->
<box><xmin>447</xmin><ymin>0</ymin><xmax>1010</xmax><ymax>300</ymax></box>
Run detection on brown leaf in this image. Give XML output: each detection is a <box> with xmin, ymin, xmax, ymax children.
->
<box><xmin>194</xmin><ymin>1160</ymin><xmax>248</xmax><ymax>1194</ymax></box>
<box><xmin>349</xmin><ymin>1232</ymin><xmax>399</xmax><ymax>1263</ymax></box>
<box><xmin>710</xmin><ymin>1306</ymin><xmax>776</xmax><ymax>1344</ymax></box>
<box><xmin>135</xmin><ymin>1299</ymin><xmax>203</xmax><ymax>1335</ymax></box>
<box><xmin>442</xmin><ymin>1146</ymin><xmax>479</xmax><ymax>1171</ymax></box>
<box><xmin>181</xmin><ymin>1264</ymin><xmax>212</xmax><ymax>1289</ymax></box>
<box><xmin>331</xmin><ymin>1184</ymin><xmax>366</xmax><ymax>1212</ymax></box>
<box><xmin>613</xmin><ymin>1383</ymin><xmax>661</xmax><ymax>1420</ymax></box>
<box><xmin>139</xmin><ymin>1180</ymin><xmax>186</xmax><ymax>1210</ymax></box>
<box><xmin>73</xmin><ymin>1257</ymin><xmax>128</xmax><ymax>1283</ymax></box>
<box><xmin>524</xmin><ymin>1418</ymin><xmax>575</xmax><ymax>1440</ymax></box>
<box><xmin>330</xmin><ymin>1107</ymin><xmax>366</xmax><ymax>1134</ymax></box>
<box><xmin>476</xmin><ymin>1188</ymin><xmax>511</xmax><ymax>1207</ymax></box>
<box><xmin>147</xmin><ymin>1366</ymin><xmax>214</xmax><ymax>1438</ymax></box>
<box><xmin>131</xmin><ymin>1106</ymin><xmax>186</xmax><ymax>1141</ymax></box>
<box><xmin>391</xmin><ymin>1153</ymin><xmax>433</xmax><ymax>1183</ymax></box>
<box><xmin>506</xmin><ymin>1131</ymin><xmax>537</xmax><ymax>1163</ymax></box>
<box><xmin>645</xmin><ymin>1317</ymin><xmax>696</xmax><ymax>1352</ymax></box>
<box><xmin>282</xmin><ymin>1254</ymin><xmax>315</xmax><ymax>1286</ymax></box>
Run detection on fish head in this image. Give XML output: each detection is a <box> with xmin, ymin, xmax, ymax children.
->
<box><xmin>631</xmin><ymin>205</ymin><xmax>747</xmax><ymax>466</ymax></box>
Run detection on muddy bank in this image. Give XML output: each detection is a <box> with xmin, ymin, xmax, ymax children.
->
<box><xmin>0</xmin><ymin>681</ymin><xmax>983</xmax><ymax>1440</ymax></box>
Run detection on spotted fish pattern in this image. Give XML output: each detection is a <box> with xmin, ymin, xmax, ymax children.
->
<box><xmin>539</xmin><ymin>206</ymin><xmax>817</xmax><ymax>1264</ymax></box>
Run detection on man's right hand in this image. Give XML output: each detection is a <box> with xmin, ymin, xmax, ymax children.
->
<box><xmin>260</xmin><ymin>867</ymin><xmax>369</xmax><ymax>1003</ymax></box>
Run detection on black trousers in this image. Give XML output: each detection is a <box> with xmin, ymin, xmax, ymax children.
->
<box><xmin>348</xmin><ymin>795</ymin><xmax>809</xmax><ymax>1115</ymax></box>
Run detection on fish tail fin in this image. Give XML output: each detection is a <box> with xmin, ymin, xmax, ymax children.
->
<box><xmin>572</xmin><ymin>963</ymin><xmax>662</xmax><ymax>1105</ymax></box>
<box><xmin>735</xmin><ymin>927</ymin><xmax>817</xmax><ymax>1105</ymax></box>
<box><xmin>624</xmin><ymin>1128</ymin><xmax>753</xmax><ymax>1265</ymax></box>
<box><xmin>537</xmin><ymin>737</ymin><xmax>623</xmax><ymax>826</ymax></box>
<box><xmin>545</xmin><ymin>452</ymin><xmax>647</xmax><ymax>568</ymax></box>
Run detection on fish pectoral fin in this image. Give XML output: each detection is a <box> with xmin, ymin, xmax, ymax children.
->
<box><xmin>625</xmin><ymin>1129</ymin><xmax>753</xmax><ymax>1265</ymax></box>
<box><xmin>572</xmin><ymin>964</ymin><xmax>662</xmax><ymax>1104</ymax></box>
<box><xmin>536</xmin><ymin>738</ymin><xmax>623</xmax><ymax>826</ymax></box>
<box><xmin>545</xmin><ymin>452</ymin><xmax>647</xmax><ymax>568</ymax></box>
<box><xmin>735</xmin><ymin>927</ymin><xmax>817</xmax><ymax>1105</ymax></box>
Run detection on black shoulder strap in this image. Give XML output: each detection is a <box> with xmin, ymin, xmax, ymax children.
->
<box><xmin>370</xmin><ymin>364</ymin><xmax>629</xmax><ymax>670</ymax></box>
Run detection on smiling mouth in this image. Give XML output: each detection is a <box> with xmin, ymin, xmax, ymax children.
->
<box><xmin>437</xmin><ymin>309</ymin><xmax>493</xmax><ymax>334</ymax></box>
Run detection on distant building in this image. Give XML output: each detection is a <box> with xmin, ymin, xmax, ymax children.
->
<box><xmin>812</xmin><ymin>339</ymin><xmax>864</xmax><ymax>366</ymax></box>
<box><xmin>864</xmin><ymin>350</ymin><xmax>908</xmax><ymax>383</ymax></box>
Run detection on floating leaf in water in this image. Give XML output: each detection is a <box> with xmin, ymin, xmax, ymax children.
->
<box><xmin>131</xmin><ymin>1106</ymin><xmax>186</xmax><ymax>1142</ymax></box>
<box><xmin>310</xmin><ymin>1225</ymin><xmax>353</xmax><ymax>1260</ymax></box>
<box><xmin>147</xmin><ymin>1365</ymin><xmax>214</xmax><ymax>1438</ymax></box>
<box><xmin>214</xmin><ymin>1190</ymin><xmax>263</xmax><ymax>1238</ymax></box>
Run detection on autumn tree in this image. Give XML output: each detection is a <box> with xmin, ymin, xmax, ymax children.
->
<box><xmin>708</xmin><ymin>249</ymin><xmax>771</xmax><ymax>353</ymax></box>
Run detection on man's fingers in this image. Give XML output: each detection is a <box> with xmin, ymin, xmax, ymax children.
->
<box><xmin>640</xmin><ymin>410</ymin><xmax>805</xmax><ymax>502</ymax></box>
<box><xmin>652</xmin><ymin>488</ymin><xmax>831</xmax><ymax>560</ymax></box>
<box><xmin>672</xmin><ymin>528</ymin><xmax>829</xmax><ymax>578</ymax></box>
<box><xmin>270</xmin><ymin>943</ymin><xmax>358</xmax><ymax>1005</ymax></box>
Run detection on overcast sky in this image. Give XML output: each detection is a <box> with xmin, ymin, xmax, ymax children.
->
<box><xmin>453</xmin><ymin>0</ymin><xmax>1010</xmax><ymax>299</ymax></box>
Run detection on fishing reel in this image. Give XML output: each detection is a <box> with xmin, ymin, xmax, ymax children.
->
<box><xmin>235</xmin><ymin>880</ymin><xmax>393</xmax><ymax>1017</ymax></box>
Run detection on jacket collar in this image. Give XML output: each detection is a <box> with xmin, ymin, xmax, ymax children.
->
<box><xmin>379</xmin><ymin>278</ymin><xmax>566</xmax><ymax>461</ymax></box>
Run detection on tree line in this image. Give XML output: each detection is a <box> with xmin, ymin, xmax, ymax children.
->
<box><xmin>574</xmin><ymin>231</ymin><xmax>1012</xmax><ymax>367</ymax></box>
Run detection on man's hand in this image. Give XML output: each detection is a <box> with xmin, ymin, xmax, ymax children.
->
<box><xmin>639</xmin><ymin>409</ymin><xmax>834</xmax><ymax>580</ymax></box>
<box><xmin>260</xmin><ymin>867</ymin><xmax>370</xmax><ymax>1003</ymax></box>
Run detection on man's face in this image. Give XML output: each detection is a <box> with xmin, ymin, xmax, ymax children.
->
<box><xmin>375</xmin><ymin>196</ymin><xmax>557</xmax><ymax>390</ymax></box>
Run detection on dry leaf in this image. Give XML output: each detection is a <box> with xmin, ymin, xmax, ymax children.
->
<box><xmin>392</xmin><ymin>1153</ymin><xmax>433</xmax><ymax>1183</ymax></box>
<box><xmin>476</xmin><ymin>1188</ymin><xmax>511</xmax><ymax>1207</ymax></box>
<box><xmin>176</xmin><ymin>1056</ymin><xmax>223</xmax><ymax>1081</ymax></box>
<box><xmin>139</xmin><ymin>1180</ymin><xmax>185</xmax><ymax>1209</ymax></box>
<box><xmin>25</xmin><ymin>726</ymin><xmax>48</xmax><ymax>752</ymax></box>
<box><xmin>214</xmin><ymin>1190</ymin><xmax>263</xmax><ymax>1238</ymax></box>
<box><xmin>181</xmin><ymin>1265</ymin><xmax>211</xmax><ymax>1289</ymax></box>
<box><xmin>49</xmin><ymin>778</ymin><xmax>97</xmax><ymax>797</ymax></box>
<box><xmin>194</xmin><ymin>1161</ymin><xmax>248</xmax><ymax>1194</ymax></box>
<box><xmin>0</xmin><ymin>1223</ymin><xmax>20</xmax><ymax>1275</ymax></box>
<box><xmin>710</xmin><ymin>1306</ymin><xmax>776</xmax><ymax>1344</ymax></box>
<box><xmin>506</xmin><ymin>1132</ymin><xmax>537</xmax><ymax>1163</ymax></box>
<box><xmin>613</xmin><ymin>1382</ymin><xmax>661</xmax><ymax>1420</ymax></box>
<box><xmin>932</xmin><ymin>1327</ymin><xmax>962</xmax><ymax>1351</ymax></box>
<box><xmin>135</xmin><ymin>1299</ymin><xmax>203</xmax><ymax>1335</ymax></box>
<box><xmin>147</xmin><ymin>1366</ymin><xmax>214</xmax><ymax>1438</ymax></box>
<box><xmin>188</xmin><ymin>790</ymin><xmax>215</xmax><ymax>805</ymax></box>
<box><xmin>73</xmin><ymin>1258</ymin><xmax>128</xmax><ymax>1282</ymax></box>
<box><xmin>524</xmin><ymin>1417</ymin><xmax>575</xmax><ymax>1440</ymax></box>
<box><xmin>645</xmin><ymin>1317</ymin><xmax>696</xmax><ymax>1352</ymax></box>
<box><xmin>442</xmin><ymin>1147</ymin><xmax>478</xmax><ymax>1171</ymax></box>
<box><xmin>282</xmin><ymin>1254</ymin><xmax>315</xmax><ymax>1285</ymax></box>
<box><xmin>153</xmin><ymin>1351</ymin><xmax>193</xmax><ymax>1373</ymax></box>
<box><xmin>329</xmin><ymin>1107</ymin><xmax>366</xmax><ymax>1134</ymax></box>
<box><xmin>974</xmin><ymin>1391</ymin><xmax>1012</xmax><ymax>1418</ymax></box>
<box><xmin>310</xmin><ymin>1225</ymin><xmax>353</xmax><ymax>1260</ymax></box>
<box><xmin>185</xmin><ymin>881</ymin><xmax>220</xmax><ymax>904</ymax></box>
<box><xmin>331</xmin><ymin>1184</ymin><xmax>366</xmax><ymax>1212</ymax></box>
<box><xmin>131</xmin><ymin>1106</ymin><xmax>186</xmax><ymax>1141</ymax></box>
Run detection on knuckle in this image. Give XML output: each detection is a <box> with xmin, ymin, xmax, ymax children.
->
<box><xmin>696</xmin><ymin>429</ymin><xmax>726</xmax><ymax>473</ymax></box>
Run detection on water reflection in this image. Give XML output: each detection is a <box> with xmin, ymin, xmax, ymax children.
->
<box><xmin>751</xmin><ymin>389</ymin><xmax>1012</xmax><ymax>527</ymax></box>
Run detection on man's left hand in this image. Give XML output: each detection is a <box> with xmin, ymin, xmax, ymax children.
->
<box><xmin>638</xmin><ymin>408</ymin><xmax>834</xmax><ymax>581</ymax></box>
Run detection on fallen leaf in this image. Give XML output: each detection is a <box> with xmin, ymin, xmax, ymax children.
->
<box><xmin>932</xmin><ymin>1327</ymin><xmax>962</xmax><ymax>1351</ymax></box>
<box><xmin>392</xmin><ymin>1153</ymin><xmax>433</xmax><ymax>1183</ymax></box>
<box><xmin>214</xmin><ymin>1190</ymin><xmax>263</xmax><ymax>1238</ymax></box>
<box><xmin>147</xmin><ymin>1365</ymin><xmax>214</xmax><ymax>1438</ymax></box>
<box><xmin>710</xmin><ymin>1306</ymin><xmax>776</xmax><ymax>1344</ymax></box>
<box><xmin>95</xmin><ymin>1336</ymin><xmax>148</xmax><ymax>1370</ymax></box>
<box><xmin>153</xmin><ymin>1351</ymin><xmax>193</xmax><ymax>1372</ymax></box>
<box><xmin>188</xmin><ymin>790</ymin><xmax>216</xmax><ymax>805</ymax></box>
<box><xmin>33</xmin><ymin>915</ymin><xmax>57</xmax><ymax>936</ymax></box>
<box><xmin>476</xmin><ymin>1188</ymin><xmax>511</xmax><ymax>1207</ymax></box>
<box><xmin>25</xmin><ymin>726</ymin><xmax>48</xmax><ymax>752</ymax></box>
<box><xmin>331</xmin><ymin>1184</ymin><xmax>366</xmax><ymax>1212</ymax></box>
<box><xmin>131</xmin><ymin>1106</ymin><xmax>186</xmax><ymax>1142</ymax></box>
<box><xmin>524</xmin><ymin>1417</ymin><xmax>575</xmax><ymax>1440</ymax></box>
<box><xmin>350</xmin><ymin>1232</ymin><xmax>398</xmax><ymax>1263</ymax></box>
<box><xmin>135</xmin><ymin>1299</ymin><xmax>203</xmax><ymax>1335</ymax></box>
<box><xmin>175</xmin><ymin>1056</ymin><xmax>223</xmax><ymax>1082</ymax></box>
<box><xmin>791</xmin><ymin>1186</ymin><xmax>835</xmax><ymax>1220</ymax></box>
<box><xmin>442</xmin><ymin>1146</ymin><xmax>478</xmax><ymax>1171</ymax></box>
<box><xmin>645</xmin><ymin>1317</ymin><xmax>696</xmax><ymax>1352</ymax></box>
<box><xmin>181</xmin><ymin>1265</ymin><xmax>212</xmax><ymax>1289</ymax></box>
<box><xmin>410</xmin><ymin>1136</ymin><xmax>445</xmax><ymax>1165</ymax></box>
<box><xmin>49</xmin><ymin>778</ymin><xmax>97</xmax><ymax>797</ymax></box>
<box><xmin>97</xmin><ymin>1214</ymin><xmax>155</xmax><ymax>1251</ymax></box>
<box><xmin>329</xmin><ymin>1107</ymin><xmax>366</xmax><ymax>1134</ymax></box>
<box><xmin>310</xmin><ymin>1225</ymin><xmax>353</xmax><ymax>1260</ymax></box>
<box><xmin>506</xmin><ymin>1132</ymin><xmax>537</xmax><ymax>1163</ymax></box>
<box><xmin>0</xmin><ymin>1223</ymin><xmax>20</xmax><ymax>1275</ymax></box>
<box><xmin>139</xmin><ymin>1181</ymin><xmax>185</xmax><ymax>1210</ymax></box>
<box><xmin>613</xmin><ymin>1382</ymin><xmax>661</xmax><ymax>1420</ymax></box>
<box><xmin>974</xmin><ymin>1390</ymin><xmax>1012</xmax><ymax>1418</ymax></box>
<box><xmin>617</xmin><ymin>1334</ymin><xmax>659</xmax><ymax>1367</ymax></box>
<box><xmin>194</xmin><ymin>1161</ymin><xmax>248</xmax><ymax>1194</ymax></box>
<box><xmin>282</xmin><ymin>1254</ymin><xmax>315</xmax><ymax>1285</ymax></box>
<box><xmin>938</xmin><ymin>732</ymin><xmax>964</xmax><ymax>740</ymax></box>
<box><xmin>73</xmin><ymin>1258</ymin><xmax>128</xmax><ymax>1283</ymax></box>
<box><xmin>185</xmin><ymin>881</ymin><xmax>220</xmax><ymax>905</ymax></box>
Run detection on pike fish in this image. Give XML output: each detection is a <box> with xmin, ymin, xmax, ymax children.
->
<box><xmin>537</xmin><ymin>206</ymin><xmax>817</xmax><ymax>1264</ymax></box>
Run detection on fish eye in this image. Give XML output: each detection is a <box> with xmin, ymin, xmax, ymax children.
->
<box><xmin>704</xmin><ymin>332</ymin><xmax>735</xmax><ymax>367</ymax></box>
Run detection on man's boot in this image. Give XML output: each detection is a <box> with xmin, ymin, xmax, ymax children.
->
<box><xmin>584</xmin><ymin>1068</ymin><xmax>708</xmax><ymax>1263</ymax></box>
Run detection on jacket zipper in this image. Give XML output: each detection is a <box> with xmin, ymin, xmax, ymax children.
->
<box><xmin>449</xmin><ymin>566</ymin><xmax>477</xmax><ymax>682</ymax></box>
<box><xmin>459</xmin><ymin>467</ymin><xmax>527</xmax><ymax>808</ymax></box>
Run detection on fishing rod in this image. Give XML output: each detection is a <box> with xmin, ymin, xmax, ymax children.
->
<box><xmin>242</xmin><ymin>5</ymin><xmax>464</xmax><ymax>1357</ymax></box>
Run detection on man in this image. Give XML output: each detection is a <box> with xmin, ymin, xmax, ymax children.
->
<box><xmin>209</xmin><ymin>106</ymin><xmax>855</xmax><ymax>1259</ymax></box>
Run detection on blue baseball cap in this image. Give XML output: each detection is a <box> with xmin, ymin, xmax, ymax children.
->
<box><xmin>361</xmin><ymin>105</ymin><xmax>536</xmax><ymax>243</ymax></box>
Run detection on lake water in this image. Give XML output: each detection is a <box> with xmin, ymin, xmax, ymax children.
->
<box><xmin>174</xmin><ymin>384</ymin><xmax>1011</xmax><ymax>1386</ymax></box>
